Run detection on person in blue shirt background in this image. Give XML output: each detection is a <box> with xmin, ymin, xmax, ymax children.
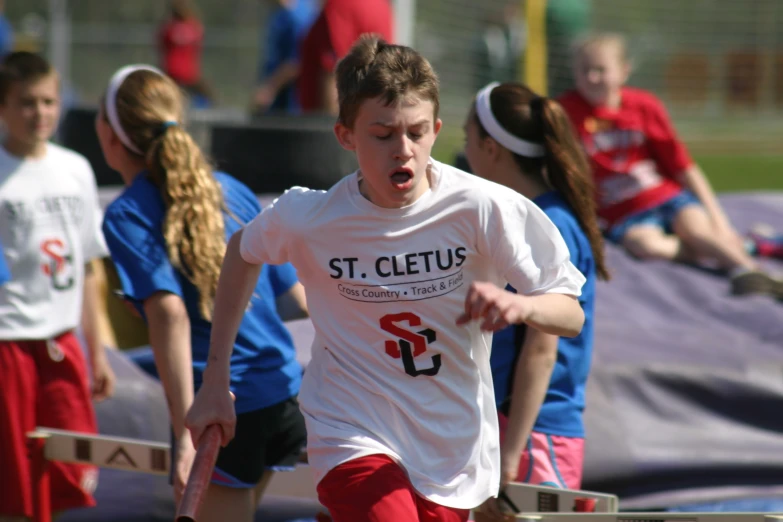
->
<box><xmin>0</xmin><ymin>240</ymin><xmax>9</xmax><ymax>286</ymax></box>
<box><xmin>251</xmin><ymin>0</ymin><xmax>319</xmax><ymax>115</ymax></box>
<box><xmin>95</xmin><ymin>64</ymin><xmax>308</xmax><ymax>522</ymax></box>
<box><xmin>463</xmin><ymin>81</ymin><xmax>610</xmax><ymax>519</ymax></box>
<box><xmin>0</xmin><ymin>1</ymin><xmax>13</xmax><ymax>59</ymax></box>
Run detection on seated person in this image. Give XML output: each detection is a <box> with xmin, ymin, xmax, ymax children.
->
<box><xmin>559</xmin><ymin>32</ymin><xmax>781</xmax><ymax>298</ymax></box>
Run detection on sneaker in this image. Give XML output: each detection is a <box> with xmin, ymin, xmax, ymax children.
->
<box><xmin>730</xmin><ymin>271</ymin><xmax>780</xmax><ymax>297</ymax></box>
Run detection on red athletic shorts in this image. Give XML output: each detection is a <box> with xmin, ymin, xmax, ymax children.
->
<box><xmin>0</xmin><ymin>331</ymin><xmax>98</xmax><ymax>517</ymax></box>
<box><xmin>316</xmin><ymin>454</ymin><xmax>470</xmax><ymax>522</ymax></box>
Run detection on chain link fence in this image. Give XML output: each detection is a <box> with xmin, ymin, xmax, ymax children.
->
<box><xmin>7</xmin><ymin>0</ymin><xmax>783</xmax><ymax>159</ymax></box>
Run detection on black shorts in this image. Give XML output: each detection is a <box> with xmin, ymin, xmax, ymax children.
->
<box><xmin>174</xmin><ymin>396</ymin><xmax>307</xmax><ymax>488</ymax></box>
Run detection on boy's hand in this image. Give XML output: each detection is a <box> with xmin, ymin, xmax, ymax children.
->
<box><xmin>456</xmin><ymin>282</ymin><xmax>531</xmax><ymax>331</ymax></box>
<box><xmin>473</xmin><ymin>446</ymin><xmax>523</xmax><ymax>521</ymax></box>
<box><xmin>90</xmin><ymin>351</ymin><xmax>116</xmax><ymax>402</ymax></box>
<box><xmin>474</xmin><ymin>498</ymin><xmax>515</xmax><ymax>522</ymax></box>
<box><xmin>185</xmin><ymin>381</ymin><xmax>236</xmax><ymax>449</ymax></box>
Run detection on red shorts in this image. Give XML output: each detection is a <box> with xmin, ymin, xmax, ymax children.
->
<box><xmin>316</xmin><ymin>454</ymin><xmax>470</xmax><ymax>522</ymax></box>
<box><xmin>0</xmin><ymin>331</ymin><xmax>98</xmax><ymax>517</ymax></box>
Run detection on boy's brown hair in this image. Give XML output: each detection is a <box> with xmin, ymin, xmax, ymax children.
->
<box><xmin>0</xmin><ymin>51</ymin><xmax>57</xmax><ymax>104</ymax></box>
<box><xmin>335</xmin><ymin>35</ymin><xmax>440</xmax><ymax>128</ymax></box>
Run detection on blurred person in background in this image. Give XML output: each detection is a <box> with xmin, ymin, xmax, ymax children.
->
<box><xmin>0</xmin><ymin>51</ymin><xmax>115</xmax><ymax>521</ymax></box>
<box><xmin>251</xmin><ymin>0</ymin><xmax>320</xmax><ymax>116</ymax></box>
<box><xmin>559</xmin><ymin>33</ymin><xmax>782</xmax><ymax>299</ymax></box>
<box><xmin>298</xmin><ymin>0</ymin><xmax>394</xmax><ymax>115</ymax></box>
<box><xmin>473</xmin><ymin>2</ymin><xmax>526</xmax><ymax>93</ymax></box>
<box><xmin>158</xmin><ymin>0</ymin><xmax>214</xmax><ymax>108</ymax></box>
<box><xmin>546</xmin><ymin>0</ymin><xmax>592</xmax><ymax>98</ymax></box>
<box><xmin>0</xmin><ymin>0</ymin><xmax>13</xmax><ymax>59</ymax></box>
<box><xmin>0</xmin><ymin>240</ymin><xmax>8</xmax><ymax>286</ymax></box>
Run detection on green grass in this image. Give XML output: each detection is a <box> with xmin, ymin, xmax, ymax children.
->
<box><xmin>692</xmin><ymin>155</ymin><xmax>783</xmax><ymax>193</ymax></box>
<box><xmin>431</xmin><ymin>128</ymin><xmax>783</xmax><ymax>194</ymax></box>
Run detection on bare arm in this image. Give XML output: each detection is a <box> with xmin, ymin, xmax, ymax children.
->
<box><xmin>275</xmin><ymin>281</ymin><xmax>308</xmax><ymax>321</ymax></box>
<box><xmin>253</xmin><ymin>60</ymin><xmax>301</xmax><ymax>110</ymax></box>
<box><xmin>144</xmin><ymin>291</ymin><xmax>197</xmax><ymax>499</ymax></box>
<box><xmin>81</xmin><ymin>262</ymin><xmax>104</xmax><ymax>357</ymax></box>
<box><xmin>185</xmin><ymin>229</ymin><xmax>261</xmax><ymax>446</ymax></box>
<box><xmin>144</xmin><ymin>292</ymin><xmax>194</xmax><ymax>439</ymax></box>
<box><xmin>81</xmin><ymin>260</ymin><xmax>116</xmax><ymax>401</ymax></box>
<box><xmin>679</xmin><ymin>164</ymin><xmax>732</xmax><ymax>230</ymax></box>
<box><xmin>501</xmin><ymin>329</ymin><xmax>558</xmax><ymax>482</ymax></box>
<box><xmin>262</xmin><ymin>61</ymin><xmax>300</xmax><ymax>94</ymax></box>
<box><xmin>458</xmin><ymin>282</ymin><xmax>584</xmax><ymax>338</ymax></box>
<box><xmin>523</xmin><ymin>293</ymin><xmax>584</xmax><ymax>337</ymax></box>
<box><xmin>319</xmin><ymin>70</ymin><xmax>339</xmax><ymax>116</ymax></box>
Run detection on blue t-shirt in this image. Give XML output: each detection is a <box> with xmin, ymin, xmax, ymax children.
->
<box><xmin>490</xmin><ymin>191</ymin><xmax>596</xmax><ymax>438</ymax></box>
<box><xmin>0</xmin><ymin>240</ymin><xmax>9</xmax><ymax>285</ymax></box>
<box><xmin>0</xmin><ymin>16</ymin><xmax>13</xmax><ymax>59</ymax></box>
<box><xmin>102</xmin><ymin>171</ymin><xmax>302</xmax><ymax>414</ymax></box>
<box><xmin>260</xmin><ymin>0</ymin><xmax>319</xmax><ymax>113</ymax></box>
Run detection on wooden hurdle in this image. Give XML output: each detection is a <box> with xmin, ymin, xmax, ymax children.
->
<box><xmin>512</xmin><ymin>514</ymin><xmax>783</xmax><ymax>521</ymax></box>
<box><xmin>26</xmin><ymin>428</ymin><xmax>783</xmax><ymax>522</ymax></box>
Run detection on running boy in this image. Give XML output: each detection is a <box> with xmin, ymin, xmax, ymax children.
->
<box><xmin>463</xmin><ymin>81</ymin><xmax>609</xmax><ymax>519</ymax></box>
<box><xmin>0</xmin><ymin>51</ymin><xmax>115</xmax><ymax>520</ymax></box>
<box><xmin>559</xmin><ymin>33</ymin><xmax>781</xmax><ymax>297</ymax></box>
<box><xmin>186</xmin><ymin>36</ymin><xmax>586</xmax><ymax>521</ymax></box>
<box><xmin>96</xmin><ymin>65</ymin><xmax>309</xmax><ymax>521</ymax></box>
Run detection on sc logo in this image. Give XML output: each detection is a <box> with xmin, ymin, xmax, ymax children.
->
<box><xmin>379</xmin><ymin>312</ymin><xmax>441</xmax><ymax>377</ymax></box>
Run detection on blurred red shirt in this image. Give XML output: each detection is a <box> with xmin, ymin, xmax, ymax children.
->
<box><xmin>298</xmin><ymin>0</ymin><xmax>394</xmax><ymax>112</ymax></box>
<box><xmin>558</xmin><ymin>87</ymin><xmax>693</xmax><ymax>228</ymax></box>
<box><xmin>159</xmin><ymin>17</ymin><xmax>204</xmax><ymax>86</ymax></box>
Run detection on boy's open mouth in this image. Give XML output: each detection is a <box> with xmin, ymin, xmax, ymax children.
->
<box><xmin>389</xmin><ymin>168</ymin><xmax>413</xmax><ymax>190</ymax></box>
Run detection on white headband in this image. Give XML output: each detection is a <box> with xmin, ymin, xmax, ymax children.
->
<box><xmin>106</xmin><ymin>64</ymin><xmax>165</xmax><ymax>155</ymax></box>
<box><xmin>475</xmin><ymin>82</ymin><xmax>546</xmax><ymax>158</ymax></box>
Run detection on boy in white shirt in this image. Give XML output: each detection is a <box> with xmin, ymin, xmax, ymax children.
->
<box><xmin>185</xmin><ymin>35</ymin><xmax>586</xmax><ymax>521</ymax></box>
<box><xmin>0</xmin><ymin>51</ymin><xmax>115</xmax><ymax>520</ymax></box>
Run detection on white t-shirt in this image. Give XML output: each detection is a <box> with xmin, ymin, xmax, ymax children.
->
<box><xmin>239</xmin><ymin>159</ymin><xmax>585</xmax><ymax>509</ymax></box>
<box><xmin>0</xmin><ymin>143</ymin><xmax>108</xmax><ymax>340</ymax></box>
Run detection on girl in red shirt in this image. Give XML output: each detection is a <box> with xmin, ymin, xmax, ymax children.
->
<box><xmin>158</xmin><ymin>0</ymin><xmax>214</xmax><ymax>105</ymax></box>
<box><xmin>559</xmin><ymin>33</ymin><xmax>781</xmax><ymax>298</ymax></box>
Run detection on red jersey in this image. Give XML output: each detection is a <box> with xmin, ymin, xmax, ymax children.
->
<box><xmin>558</xmin><ymin>87</ymin><xmax>693</xmax><ymax>227</ymax></box>
<box><xmin>158</xmin><ymin>17</ymin><xmax>204</xmax><ymax>86</ymax></box>
<box><xmin>298</xmin><ymin>0</ymin><xmax>394</xmax><ymax>112</ymax></box>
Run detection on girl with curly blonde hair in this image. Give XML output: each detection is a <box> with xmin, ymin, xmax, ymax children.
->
<box><xmin>96</xmin><ymin>65</ymin><xmax>308</xmax><ymax>522</ymax></box>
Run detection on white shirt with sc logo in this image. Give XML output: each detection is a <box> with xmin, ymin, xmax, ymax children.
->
<box><xmin>240</xmin><ymin>159</ymin><xmax>585</xmax><ymax>509</ymax></box>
